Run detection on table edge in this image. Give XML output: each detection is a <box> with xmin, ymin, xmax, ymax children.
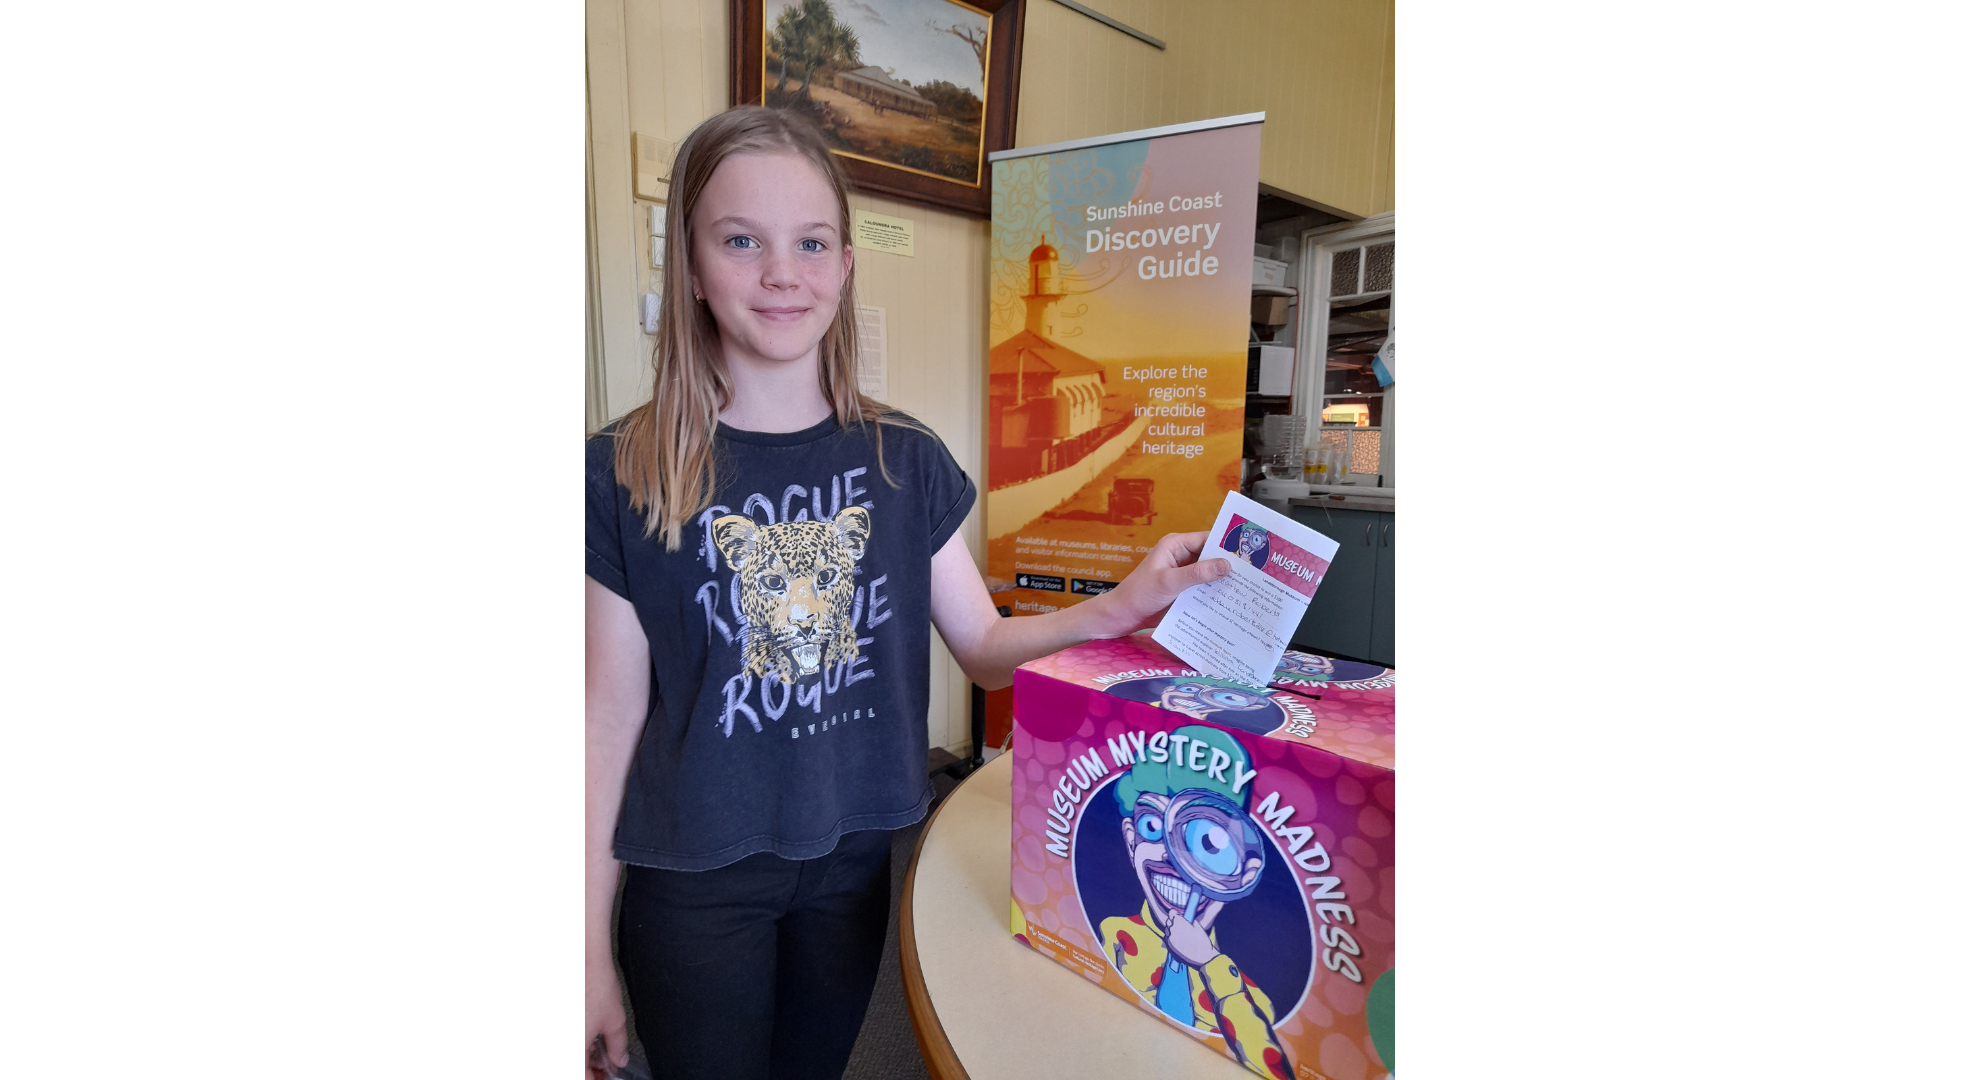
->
<box><xmin>899</xmin><ymin>762</ymin><xmax>999</xmax><ymax>1080</ymax></box>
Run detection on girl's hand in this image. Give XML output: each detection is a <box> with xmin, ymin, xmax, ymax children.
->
<box><xmin>930</xmin><ymin>531</ymin><xmax>1226</xmax><ymax>691</ymax></box>
<box><xmin>585</xmin><ymin>956</ymin><xmax>629</xmax><ymax>1079</ymax></box>
<box><xmin>1084</xmin><ymin>531</ymin><xmax>1229</xmax><ymax>640</ymax></box>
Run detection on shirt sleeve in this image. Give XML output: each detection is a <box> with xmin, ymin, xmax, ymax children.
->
<box><xmin>920</xmin><ymin>427</ymin><xmax>976</xmax><ymax>553</ymax></box>
<box><xmin>1203</xmin><ymin>955</ymin><xmax>1289</xmax><ymax>1080</ymax></box>
<box><xmin>585</xmin><ymin>433</ymin><xmax>631</xmax><ymax>600</ymax></box>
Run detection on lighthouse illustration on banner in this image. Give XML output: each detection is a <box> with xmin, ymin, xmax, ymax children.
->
<box><xmin>989</xmin><ymin>237</ymin><xmax>1117</xmax><ymax>490</ymax></box>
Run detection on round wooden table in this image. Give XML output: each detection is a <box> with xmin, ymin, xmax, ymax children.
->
<box><xmin>899</xmin><ymin>752</ymin><xmax>1260</xmax><ymax>1080</ymax></box>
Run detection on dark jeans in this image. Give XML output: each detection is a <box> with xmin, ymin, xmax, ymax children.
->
<box><xmin>618</xmin><ymin>829</ymin><xmax>894</xmax><ymax>1080</ymax></box>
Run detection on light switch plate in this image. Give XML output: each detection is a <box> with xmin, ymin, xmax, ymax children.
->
<box><xmin>634</xmin><ymin>132</ymin><xmax>673</xmax><ymax>202</ymax></box>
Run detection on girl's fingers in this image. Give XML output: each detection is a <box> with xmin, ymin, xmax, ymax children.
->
<box><xmin>1165</xmin><ymin>555</ymin><xmax>1226</xmax><ymax>596</ymax></box>
<box><xmin>1166</xmin><ymin>531</ymin><xmax>1210</xmax><ymax>560</ymax></box>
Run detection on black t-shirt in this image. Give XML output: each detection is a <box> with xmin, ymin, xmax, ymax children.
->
<box><xmin>586</xmin><ymin>411</ymin><xmax>976</xmax><ymax>870</ymax></box>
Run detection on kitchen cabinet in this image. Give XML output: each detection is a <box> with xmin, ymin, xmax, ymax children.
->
<box><xmin>1289</xmin><ymin>503</ymin><xmax>1394</xmax><ymax>667</ymax></box>
<box><xmin>1370</xmin><ymin>515</ymin><xmax>1394</xmax><ymax>664</ymax></box>
<box><xmin>1292</xmin><ymin>505</ymin><xmax>1378</xmax><ymax>660</ymax></box>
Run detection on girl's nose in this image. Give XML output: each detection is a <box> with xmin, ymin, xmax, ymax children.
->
<box><xmin>760</xmin><ymin>248</ymin><xmax>801</xmax><ymax>289</ymax></box>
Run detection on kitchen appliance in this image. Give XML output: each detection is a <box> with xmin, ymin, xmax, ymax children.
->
<box><xmin>1251</xmin><ymin>476</ymin><xmax>1309</xmax><ymax>513</ymax></box>
<box><xmin>1246</xmin><ymin>344</ymin><xmax>1294</xmax><ymax>396</ymax></box>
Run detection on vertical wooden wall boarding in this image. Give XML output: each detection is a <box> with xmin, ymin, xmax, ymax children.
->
<box><xmin>585</xmin><ymin>0</ymin><xmax>644</xmax><ymax>424</ymax></box>
<box><xmin>1369</xmin><ymin>0</ymin><xmax>1395</xmax><ymax>218</ymax></box>
<box><xmin>848</xmin><ymin>192</ymin><xmax>993</xmax><ymax>754</ymax></box>
<box><xmin>585</xmin><ymin>80</ymin><xmax>610</xmax><ymax>435</ymax></box>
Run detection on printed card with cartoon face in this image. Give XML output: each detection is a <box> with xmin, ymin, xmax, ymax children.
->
<box><xmin>1153</xmin><ymin>490</ymin><xmax>1342</xmax><ymax>687</ymax></box>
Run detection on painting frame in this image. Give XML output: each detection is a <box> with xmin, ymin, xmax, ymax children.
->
<box><xmin>731</xmin><ymin>0</ymin><xmax>1025</xmax><ymax>218</ymax></box>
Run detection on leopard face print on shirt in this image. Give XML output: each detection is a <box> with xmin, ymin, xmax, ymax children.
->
<box><xmin>710</xmin><ymin>506</ymin><xmax>872</xmax><ymax>686</ymax></box>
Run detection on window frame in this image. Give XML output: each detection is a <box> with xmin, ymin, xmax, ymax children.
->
<box><xmin>1297</xmin><ymin>212</ymin><xmax>1395</xmax><ymax>486</ymax></box>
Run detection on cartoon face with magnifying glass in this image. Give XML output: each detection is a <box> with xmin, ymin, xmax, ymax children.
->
<box><xmin>1157</xmin><ymin>678</ymin><xmax>1276</xmax><ymax>723</ymax></box>
<box><xmin>1221</xmin><ymin>520</ymin><xmax>1272</xmax><ymax>569</ymax></box>
<box><xmin>1104</xmin><ymin>675</ymin><xmax>1288</xmax><ymax>736</ymax></box>
<box><xmin>1097</xmin><ymin>725</ymin><xmax>1292</xmax><ymax>1080</ymax></box>
<box><xmin>1273</xmin><ymin>650</ymin><xmax>1337</xmax><ymax>681</ymax></box>
<box><xmin>1271</xmin><ymin>650</ymin><xmax>1389</xmax><ymax>687</ymax></box>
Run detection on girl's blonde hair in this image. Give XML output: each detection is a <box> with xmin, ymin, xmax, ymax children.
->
<box><xmin>613</xmin><ymin>106</ymin><xmax>903</xmax><ymax>550</ymax></box>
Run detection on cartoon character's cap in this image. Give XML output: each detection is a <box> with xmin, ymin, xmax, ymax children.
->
<box><xmin>1113</xmin><ymin>723</ymin><xmax>1253</xmax><ymax>816</ymax></box>
<box><xmin>1170</xmin><ymin>674</ymin><xmax>1272</xmax><ymax>702</ymax></box>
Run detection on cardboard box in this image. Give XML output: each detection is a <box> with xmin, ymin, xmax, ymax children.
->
<box><xmin>1250</xmin><ymin>294</ymin><xmax>1291</xmax><ymax>326</ymax></box>
<box><xmin>1009</xmin><ymin>634</ymin><xmax>1395</xmax><ymax>1080</ymax></box>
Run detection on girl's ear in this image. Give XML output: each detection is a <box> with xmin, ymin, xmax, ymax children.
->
<box><xmin>842</xmin><ymin>242</ymin><xmax>854</xmax><ymax>279</ymax></box>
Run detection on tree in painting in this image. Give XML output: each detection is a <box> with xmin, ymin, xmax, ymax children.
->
<box><xmin>768</xmin><ymin>0</ymin><xmax>862</xmax><ymax>104</ymax></box>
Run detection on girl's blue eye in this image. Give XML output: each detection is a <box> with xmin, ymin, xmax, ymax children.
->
<box><xmin>726</xmin><ymin>235</ymin><xmax>756</xmax><ymax>249</ymax></box>
<box><xmin>798</xmin><ymin>238</ymin><xmax>825</xmax><ymax>252</ymax></box>
<box><xmin>1136</xmin><ymin>814</ymin><xmax>1163</xmax><ymax>842</ymax></box>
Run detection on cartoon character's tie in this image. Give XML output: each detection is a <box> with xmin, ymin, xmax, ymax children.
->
<box><xmin>1156</xmin><ymin>891</ymin><xmax>1201</xmax><ymax>1025</ymax></box>
<box><xmin>1156</xmin><ymin>956</ymin><xmax>1194</xmax><ymax>1024</ymax></box>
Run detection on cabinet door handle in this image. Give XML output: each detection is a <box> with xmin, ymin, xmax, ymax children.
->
<box><xmin>1382</xmin><ymin>523</ymin><xmax>1390</xmax><ymax>548</ymax></box>
<box><xmin>1364</xmin><ymin>523</ymin><xmax>1372</xmax><ymax>546</ymax></box>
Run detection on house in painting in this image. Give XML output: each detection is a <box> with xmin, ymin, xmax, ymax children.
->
<box><xmin>830</xmin><ymin>66</ymin><xmax>939</xmax><ymax>118</ymax></box>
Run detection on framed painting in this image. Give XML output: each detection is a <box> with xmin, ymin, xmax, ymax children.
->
<box><xmin>731</xmin><ymin>0</ymin><xmax>1025</xmax><ymax>218</ymax></box>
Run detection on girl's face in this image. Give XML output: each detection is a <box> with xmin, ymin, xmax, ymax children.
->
<box><xmin>688</xmin><ymin>152</ymin><xmax>852</xmax><ymax>370</ymax></box>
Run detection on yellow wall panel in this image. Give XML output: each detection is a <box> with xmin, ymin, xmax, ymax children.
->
<box><xmin>1012</xmin><ymin>0</ymin><xmax>1393</xmax><ymax>217</ymax></box>
<box><xmin>1370</xmin><ymin>0</ymin><xmax>1395</xmax><ymax>214</ymax></box>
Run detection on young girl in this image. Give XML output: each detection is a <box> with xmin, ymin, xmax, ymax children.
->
<box><xmin>585</xmin><ymin>106</ymin><xmax>1228</xmax><ymax>1080</ymax></box>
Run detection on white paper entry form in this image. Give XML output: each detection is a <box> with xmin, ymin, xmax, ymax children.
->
<box><xmin>1153</xmin><ymin>491</ymin><xmax>1343</xmax><ymax>687</ymax></box>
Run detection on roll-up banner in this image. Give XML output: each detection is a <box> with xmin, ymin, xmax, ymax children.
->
<box><xmin>986</xmin><ymin>114</ymin><xmax>1263</xmax><ymax>611</ymax></box>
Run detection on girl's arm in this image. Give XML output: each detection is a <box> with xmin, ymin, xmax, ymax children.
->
<box><xmin>585</xmin><ymin>576</ymin><xmax>649</xmax><ymax>1078</ymax></box>
<box><xmin>928</xmin><ymin>529</ymin><xmax>1229</xmax><ymax>691</ymax></box>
